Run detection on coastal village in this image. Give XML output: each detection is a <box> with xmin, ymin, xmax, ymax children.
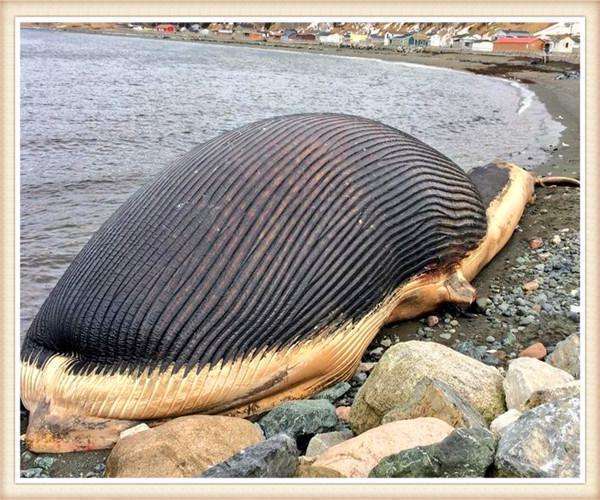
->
<box><xmin>36</xmin><ymin>21</ymin><xmax>581</xmax><ymax>60</ymax></box>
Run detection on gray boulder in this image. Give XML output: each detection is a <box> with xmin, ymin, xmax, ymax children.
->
<box><xmin>305</xmin><ymin>430</ymin><xmax>354</xmax><ymax>457</ymax></box>
<box><xmin>381</xmin><ymin>377</ymin><xmax>487</xmax><ymax>429</ymax></box>
<box><xmin>495</xmin><ymin>397</ymin><xmax>580</xmax><ymax>478</ymax></box>
<box><xmin>311</xmin><ymin>382</ymin><xmax>351</xmax><ymax>403</ymax></box>
<box><xmin>369</xmin><ymin>427</ymin><xmax>496</xmax><ymax>478</ymax></box>
<box><xmin>369</xmin><ymin>446</ymin><xmax>439</xmax><ymax>478</ymax></box>
<box><xmin>433</xmin><ymin>427</ymin><xmax>496</xmax><ymax>477</ymax></box>
<box><xmin>258</xmin><ymin>400</ymin><xmax>338</xmax><ymax>439</ymax></box>
<box><xmin>201</xmin><ymin>434</ymin><xmax>299</xmax><ymax>478</ymax></box>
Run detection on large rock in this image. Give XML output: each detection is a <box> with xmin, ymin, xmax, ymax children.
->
<box><xmin>380</xmin><ymin>377</ymin><xmax>486</xmax><ymax>429</ymax></box>
<box><xmin>523</xmin><ymin>381</ymin><xmax>580</xmax><ymax>410</ymax></box>
<box><xmin>546</xmin><ymin>334</ymin><xmax>580</xmax><ymax>378</ymax></box>
<box><xmin>350</xmin><ymin>341</ymin><xmax>504</xmax><ymax>434</ymax></box>
<box><xmin>369</xmin><ymin>427</ymin><xmax>496</xmax><ymax>478</ymax></box>
<box><xmin>503</xmin><ymin>357</ymin><xmax>574</xmax><ymax>410</ymax></box>
<box><xmin>297</xmin><ymin>417</ymin><xmax>453</xmax><ymax>478</ymax></box>
<box><xmin>489</xmin><ymin>409</ymin><xmax>522</xmax><ymax>437</ymax></box>
<box><xmin>495</xmin><ymin>397</ymin><xmax>580</xmax><ymax>478</ymax></box>
<box><xmin>201</xmin><ymin>434</ymin><xmax>298</xmax><ymax>478</ymax></box>
<box><xmin>258</xmin><ymin>400</ymin><xmax>338</xmax><ymax>440</ymax></box>
<box><xmin>106</xmin><ymin>415</ymin><xmax>263</xmax><ymax>477</ymax></box>
<box><xmin>305</xmin><ymin>430</ymin><xmax>354</xmax><ymax>457</ymax></box>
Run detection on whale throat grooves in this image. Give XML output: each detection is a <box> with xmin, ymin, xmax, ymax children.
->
<box><xmin>22</xmin><ymin>113</ymin><xmax>488</xmax><ymax>377</ymax></box>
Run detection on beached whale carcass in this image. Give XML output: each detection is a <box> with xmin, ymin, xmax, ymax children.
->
<box><xmin>21</xmin><ymin>113</ymin><xmax>574</xmax><ymax>452</ymax></box>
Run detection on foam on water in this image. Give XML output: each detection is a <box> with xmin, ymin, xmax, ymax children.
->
<box><xmin>509</xmin><ymin>80</ymin><xmax>536</xmax><ymax>115</ymax></box>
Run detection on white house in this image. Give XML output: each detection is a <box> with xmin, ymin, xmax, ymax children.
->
<box><xmin>472</xmin><ymin>40</ymin><xmax>494</xmax><ymax>52</ymax></box>
<box><xmin>544</xmin><ymin>35</ymin><xmax>577</xmax><ymax>53</ymax></box>
<box><xmin>318</xmin><ymin>33</ymin><xmax>343</xmax><ymax>45</ymax></box>
<box><xmin>452</xmin><ymin>35</ymin><xmax>477</xmax><ymax>50</ymax></box>
<box><xmin>429</xmin><ymin>31</ymin><xmax>453</xmax><ymax>47</ymax></box>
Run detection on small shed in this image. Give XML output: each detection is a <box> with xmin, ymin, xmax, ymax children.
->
<box><xmin>156</xmin><ymin>24</ymin><xmax>176</xmax><ymax>34</ymax></box>
<box><xmin>429</xmin><ymin>32</ymin><xmax>453</xmax><ymax>48</ymax></box>
<box><xmin>452</xmin><ymin>35</ymin><xmax>476</xmax><ymax>50</ymax></box>
<box><xmin>546</xmin><ymin>35</ymin><xmax>576</xmax><ymax>53</ymax></box>
<box><xmin>349</xmin><ymin>33</ymin><xmax>368</xmax><ymax>45</ymax></box>
<box><xmin>319</xmin><ymin>33</ymin><xmax>343</xmax><ymax>45</ymax></box>
<box><xmin>281</xmin><ymin>29</ymin><xmax>298</xmax><ymax>42</ymax></box>
<box><xmin>390</xmin><ymin>33</ymin><xmax>429</xmax><ymax>48</ymax></box>
<box><xmin>472</xmin><ymin>40</ymin><xmax>494</xmax><ymax>52</ymax></box>
<box><xmin>411</xmin><ymin>33</ymin><xmax>430</xmax><ymax>47</ymax></box>
<box><xmin>493</xmin><ymin>36</ymin><xmax>545</xmax><ymax>53</ymax></box>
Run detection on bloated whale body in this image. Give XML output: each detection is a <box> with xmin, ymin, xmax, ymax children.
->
<box><xmin>21</xmin><ymin>113</ymin><xmax>539</xmax><ymax>452</ymax></box>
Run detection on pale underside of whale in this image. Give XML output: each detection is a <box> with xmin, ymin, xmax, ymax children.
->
<box><xmin>20</xmin><ymin>114</ymin><xmax>544</xmax><ymax>452</ymax></box>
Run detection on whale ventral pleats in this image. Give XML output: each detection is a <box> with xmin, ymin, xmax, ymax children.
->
<box><xmin>22</xmin><ymin>113</ymin><xmax>488</xmax><ymax>377</ymax></box>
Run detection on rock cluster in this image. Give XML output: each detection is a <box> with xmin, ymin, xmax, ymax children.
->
<box><xmin>24</xmin><ymin>327</ymin><xmax>580</xmax><ymax>480</ymax></box>
<box><xmin>45</xmin><ymin>334</ymin><xmax>576</xmax><ymax>480</ymax></box>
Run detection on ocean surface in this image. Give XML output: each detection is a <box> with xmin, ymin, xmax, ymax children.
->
<box><xmin>19</xmin><ymin>28</ymin><xmax>564</xmax><ymax>339</ymax></box>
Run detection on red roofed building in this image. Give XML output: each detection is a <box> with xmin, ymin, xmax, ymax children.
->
<box><xmin>156</xmin><ymin>24</ymin><xmax>176</xmax><ymax>34</ymax></box>
<box><xmin>493</xmin><ymin>36</ymin><xmax>546</xmax><ymax>53</ymax></box>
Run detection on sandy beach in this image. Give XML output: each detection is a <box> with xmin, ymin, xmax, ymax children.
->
<box><xmin>19</xmin><ymin>28</ymin><xmax>581</xmax><ymax>478</ymax></box>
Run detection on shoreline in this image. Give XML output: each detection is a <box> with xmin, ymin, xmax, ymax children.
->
<box><xmin>26</xmin><ymin>27</ymin><xmax>580</xmax><ymax>177</ymax></box>
<box><xmin>19</xmin><ymin>27</ymin><xmax>581</xmax><ymax>478</ymax></box>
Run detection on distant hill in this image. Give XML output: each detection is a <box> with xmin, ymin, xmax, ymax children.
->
<box><xmin>23</xmin><ymin>21</ymin><xmax>574</xmax><ymax>39</ymax></box>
